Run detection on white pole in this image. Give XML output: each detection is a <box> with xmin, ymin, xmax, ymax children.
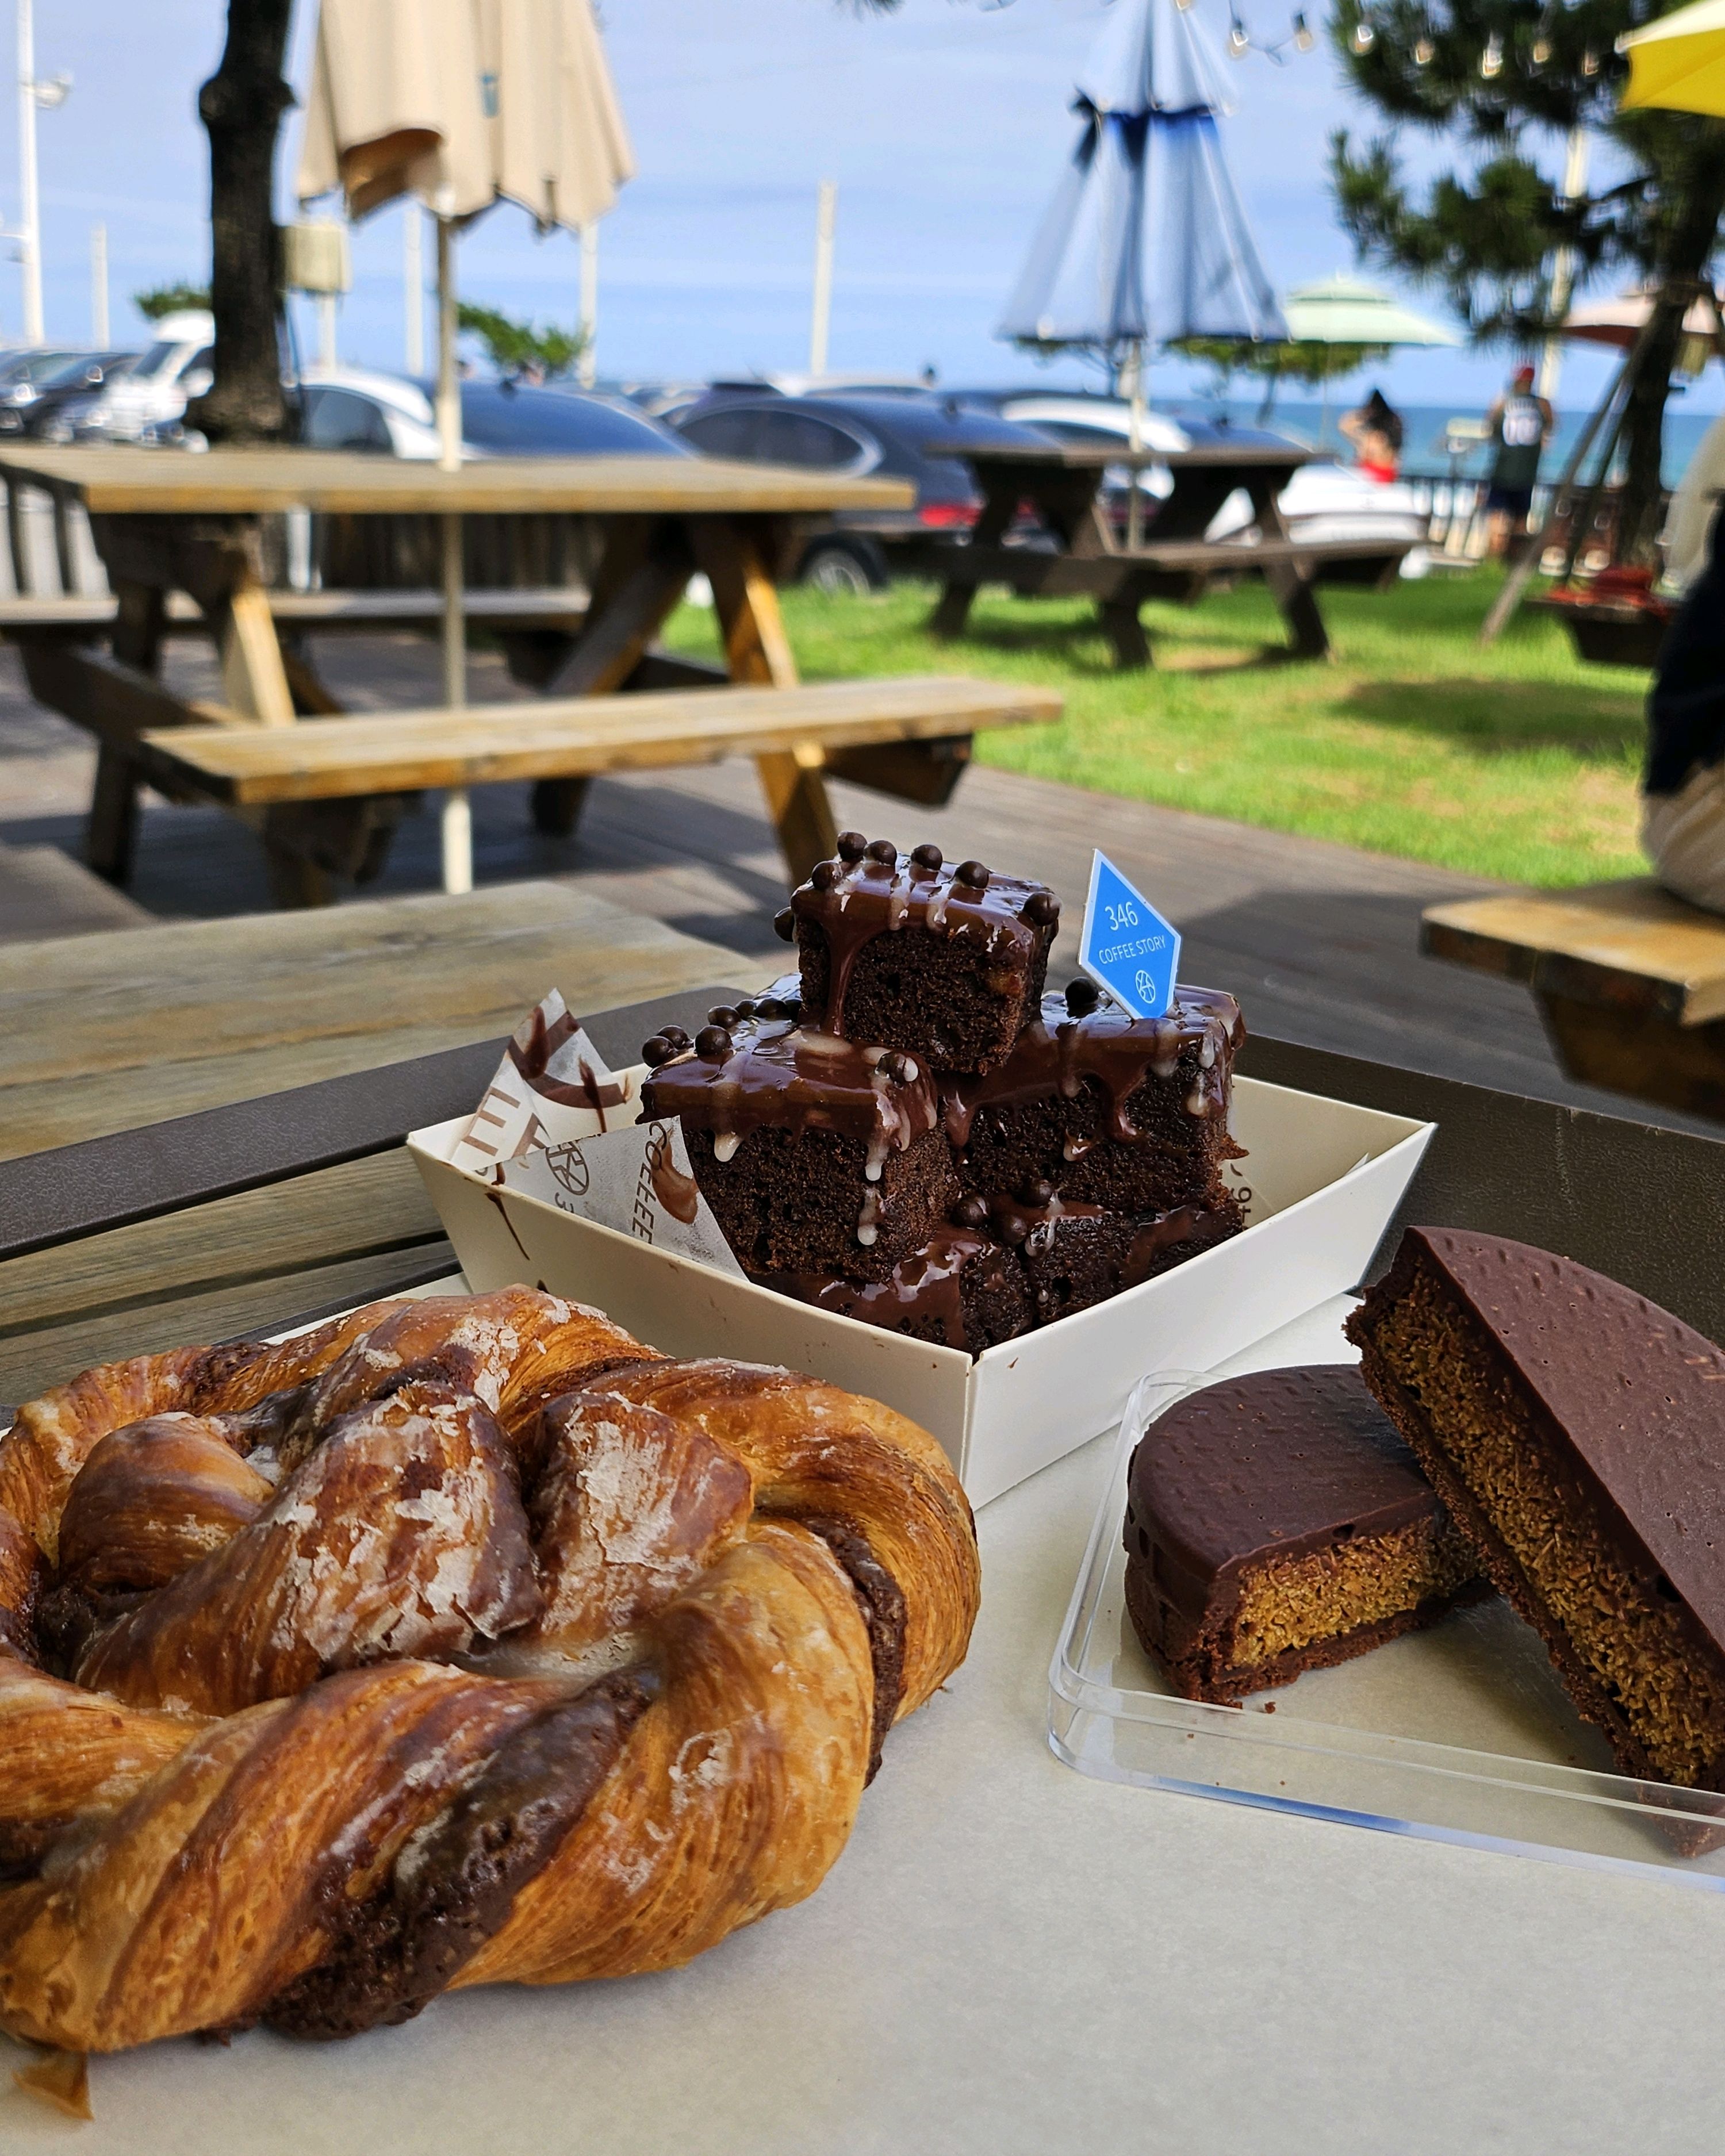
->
<box><xmin>404</xmin><ymin>202</ymin><xmax>424</xmax><ymax>376</ymax></box>
<box><xmin>434</xmin><ymin>198</ymin><xmax>471</xmax><ymax>894</ymax></box>
<box><xmin>17</xmin><ymin>0</ymin><xmax>41</xmax><ymax>346</ymax></box>
<box><xmin>1540</xmin><ymin>128</ymin><xmax>1589</xmax><ymax>406</ymax></box>
<box><xmin>578</xmin><ymin>222</ymin><xmax>598</xmax><ymax>388</ymax></box>
<box><xmin>89</xmin><ymin>220</ymin><xmax>107</xmax><ymax>346</ymax></box>
<box><xmin>1124</xmin><ymin>340</ymin><xmax>1146</xmax><ymax>549</ymax></box>
<box><xmin>810</xmin><ymin>178</ymin><xmax>837</xmax><ymax>379</ymax></box>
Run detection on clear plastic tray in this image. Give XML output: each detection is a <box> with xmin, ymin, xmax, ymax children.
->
<box><xmin>1048</xmin><ymin>1361</ymin><xmax>1725</xmax><ymax>1890</ymax></box>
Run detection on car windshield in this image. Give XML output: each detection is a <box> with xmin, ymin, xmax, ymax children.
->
<box><xmin>458</xmin><ymin>385</ymin><xmax>689</xmax><ymax>456</ymax></box>
<box><xmin>131</xmin><ymin>340</ymin><xmax>183</xmax><ymax>382</ymax></box>
<box><xmin>39</xmin><ymin>351</ymin><xmax>130</xmax><ymax>390</ymax></box>
<box><xmin>1</xmin><ymin>350</ymin><xmax>80</xmax><ymax>386</ymax></box>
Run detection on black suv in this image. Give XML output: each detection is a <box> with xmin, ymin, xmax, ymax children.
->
<box><xmin>670</xmin><ymin>390</ymin><xmax>1051</xmax><ymax>591</ymax></box>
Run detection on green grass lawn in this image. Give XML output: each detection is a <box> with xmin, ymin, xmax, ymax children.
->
<box><xmin>665</xmin><ymin>568</ymin><xmax>1652</xmax><ymax>888</ymax></box>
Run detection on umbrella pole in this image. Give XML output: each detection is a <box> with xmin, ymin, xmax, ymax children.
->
<box><xmin>1125</xmin><ymin>340</ymin><xmax>1145</xmax><ymax>551</ymax></box>
<box><xmin>435</xmin><ymin>205</ymin><xmax>471</xmax><ymax>896</ymax></box>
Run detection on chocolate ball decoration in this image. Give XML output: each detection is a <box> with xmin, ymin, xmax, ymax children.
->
<box><xmin>694</xmin><ymin>1025</ymin><xmax>734</xmax><ymax>1060</ymax></box>
<box><xmin>810</xmin><ymin>861</ymin><xmax>841</xmax><ymax>891</ymax></box>
<box><xmin>836</xmin><ymin>831</ymin><xmax>868</xmax><ymax>862</ymax></box>
<box><xmin>990</xmin><ymin>1201</ymin><xmax>1029</xmax><ymax>1246</ymax></box>
<box><xmin>952</xmin><ymin>1194</ymin><xmax>989</xmax><ymax>1231</ymax></box>
<box><xmin>865</xmin><ymin>837</ymin><xmax>899</xmax><ymax>865</ymax></box>
<box><xmin>910</xmin><ymin>842</ymin><xmax>943</xmax><ymax>872</ymax></box>
<box><xmin>641</xmin><ymin>1035</ymin><xmax>676</xmax><ymax>1068</ymax></box>
<box><xmin>1022</xmin><ymin>890</ymin><xmax>1060</xmax><ymax>927</ymax></box>
<box><xmin>1064</xmin><ymin>977</ymin><xmax>1101</xmax><ymax>1016</ymax></box>
<box><xmin>707</xmin><ymin>1005</ymin><xmax>741</xmax><ymax>1030</ymax></box>
<box><xmin>660</xmin><ymin>1026</ymin><xmax>691</xmax><ymax>1050</ymax></box>
<box><xmin>1019</xmin><ymin>1177</ymin><xmax>1055</xmax><ymax>1208</ymax></box>
<box><xmin>956</xmin><ymin>860</ymin><xmax>990</xmax><ymax>890</ymax></box>
<box><xmin>773</xmin><ymin>906</ymin><xmax>796</xmax><ymax>942</ymax></box>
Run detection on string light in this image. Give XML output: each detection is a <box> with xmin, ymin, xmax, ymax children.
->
<box><xmin>1351</xmin><ymin>17</ymin><xmax>1375</xmax><ymax>51</ymax></box>
<box><xmin>1414</xmin><ymin>36</ymin><xmax>1435</xmax><ymax>63</ymax></box>
<box><xmin>1582</xmin><ymin>46</ymin><xmax>1600</xmax><ymax>73</ymax></box>
<box><xmin>1481</xmin><ymin>30</ymin><xmax>1503</xmax><ymax>76</ymax></box>
<box><xmin>1227</xmin><ymin>14</ymin><xmax>1249</xmax><ymax>54</ymax></box>
<box><xmin>1532</xmin><ymin>34</ymin><xmax>1551</xmax><ymax>63</ymax></box>
<box><xmin>1292</xmin><ymin>10</ymin><xmax>1314</xmax><ymax>49</ymax></box>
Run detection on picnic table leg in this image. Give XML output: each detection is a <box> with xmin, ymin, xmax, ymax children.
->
<box><xmin>531</xmin><ymin>518</ymin><xmax>695</xmax><ymax>845</ymax></box>
<box><xmin>1248</xmin><ymin>475</ymin><xmax>1332</xmax><ymax>662</ymax></box>
<box><xmin>693</xmin><ymin>518</ymin><xmax>838</xmax><ymax>885</ymax></box>
<box><xmin>1097</xmin><ymin>596</ymin><xmax>1152</xmax><ymax>670</ymax></box>
<box><xmin>1263</xmin><ymin>560</ymin><xmax>1331</xmax><ymax>659</ymax></box>
<box><xmin>85</xmin><ymin>581</ymin><xmax>166</xmax><ymax>884</ymax></box>
<box><xmin>930</xmin><ymin>578</ymin><xmax>977</xmax><ymax>640</ymax></box>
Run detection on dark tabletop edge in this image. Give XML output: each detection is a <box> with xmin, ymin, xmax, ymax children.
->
<box><xmin>0</xmin><ymin>983</ymin><xmax>747</xmax><ymax>1265</ymax></box>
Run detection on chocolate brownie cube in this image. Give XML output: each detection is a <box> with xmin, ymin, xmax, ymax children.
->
<box><xmin>1006</xmin><ymin>1198</ymin><xmax>1242</xmax><ymax>1326</ymax></box>
<box><xmin>753</xmin><ymin>1224</ymin><xmax>1033</xmax><ymax>1356</ymax></box>
<box><xmin>942</xmin><ymin>980</ymin><xmax>1247</xmax><ymax>1221</ymax></box>
<box><xmin>784</xmin><ymin>835</ymin><xmax>1059</xmax><ymax>1076</ymax></box>
<box><xmin>639</xmin><ymin>998</ymin><xmax>957</xmax><ymax>1281</ymax></box>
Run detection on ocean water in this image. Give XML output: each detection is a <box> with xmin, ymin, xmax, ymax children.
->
<box><xmin>1176</xmin><ymin>397</ymin><xmax>1715</xmax><ymax>489</ymax></box>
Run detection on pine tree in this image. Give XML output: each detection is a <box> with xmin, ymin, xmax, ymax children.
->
<box><xmin>1329</xmin><ymin>0</ymin><xmax>1725</xmax><ymax>563</ymax></box>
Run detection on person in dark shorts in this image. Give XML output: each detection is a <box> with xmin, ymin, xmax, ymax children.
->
<box><xmin>1483</xmin><ymin>363</ymin><xmax>1554</xmax><ymax>555</ymax></box>
<box><xmin>1643</xmin><ymin>510</ymin><xmax>1725</xmax><ymax>912</ymax></box>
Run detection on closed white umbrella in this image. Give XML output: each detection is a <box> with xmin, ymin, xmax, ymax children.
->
<box><xmin>296</xmin><ymin>0</ymin><xmax>634</xmax><ymax>892</ymax></box>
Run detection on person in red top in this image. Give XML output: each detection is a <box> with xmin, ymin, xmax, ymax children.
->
<box><xmin>1339</xmin><ymin>388</ymin><xmax>1404</xmax><ymax>482</ymax></box>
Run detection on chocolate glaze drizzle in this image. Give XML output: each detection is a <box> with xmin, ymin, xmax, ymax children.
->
<box><xmin>641</xmin><ymin>1007</ymin><xmax>940</xmax><ymax>1181</ymax></box>
<box><xmin>791</xmin><ymin>846</ymin><xmax>1056</xmax><ymax>1038</ymax></box>
<box><xmin>755</xmin><ymin>1225</ymin><xmax>1017</xmax><ymax>1353</ymax></box>
<box><xmin>941</xmin><ymin>985</ymin><xmax>1244</xmax><ymax>1147</ymax></box>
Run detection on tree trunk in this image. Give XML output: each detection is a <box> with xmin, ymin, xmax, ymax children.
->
<box><xmin>1616</xmin><ymin>135</ymin><xmax>1725</xmax><ymax>568</ymax></box>
<box><xmin>185</xmin><ymin>0</ymin><xmax>296</xmax><ymax>446</ymax></box>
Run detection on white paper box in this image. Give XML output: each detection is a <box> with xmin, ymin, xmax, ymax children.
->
<box><xmin>407</xmin><ymin>1075</ymin><xmax>1432</xmax><ymax>1507</ymax></box>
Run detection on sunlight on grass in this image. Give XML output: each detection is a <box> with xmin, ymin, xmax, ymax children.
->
<box><xmin>665</xmin><ymin>568</ymin><xmax>1651</xmax><ymax>888</ymax></box>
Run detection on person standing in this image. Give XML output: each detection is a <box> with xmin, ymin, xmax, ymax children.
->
<box><xmin>1339</xmin><ymin>388</ymin><xmax>1404</xmax><ymax>482</ymax></box>
<box><xmin>1642</xmin><ymin>510</ymin><xmax>1725</xmax><ymax>914</ymax></box>
<box><xmin>1483</xmin><ymin>363</ymin><xmax>1554</xmax><ymax>557</ymax></box>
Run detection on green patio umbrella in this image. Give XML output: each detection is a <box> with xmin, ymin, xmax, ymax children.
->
<box><xmin>1280</xmin><ymin>273</ymin><xmax>1460</xmax><ymax>348</ymax></box>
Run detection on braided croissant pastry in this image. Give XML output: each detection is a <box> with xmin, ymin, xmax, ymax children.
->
<box><xmin>0</xmin><ymin>1288</ymin><xmax>979</xmax><ymax>2054</ymax></box>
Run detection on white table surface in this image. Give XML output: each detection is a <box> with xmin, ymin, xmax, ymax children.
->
<box><xmin>9</xmin><ymin>1300</ymin><xmax>1725</xmax><ymax>2153</ymax></box>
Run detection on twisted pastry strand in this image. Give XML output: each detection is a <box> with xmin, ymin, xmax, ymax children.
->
<box><xmin>0</xmin><ymin>1288</ymin><xmax>979</xmax><ymax>2055</ymax></box>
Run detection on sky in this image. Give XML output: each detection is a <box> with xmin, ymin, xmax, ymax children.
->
<box><xmin>12</xmin><ymin>0</ymin><xmax>1715</xmax><ymax>421</ymax></box>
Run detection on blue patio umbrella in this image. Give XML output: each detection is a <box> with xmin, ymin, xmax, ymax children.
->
<box><xmin>999</xmin><ymin>0</ymin><xmax>1287</xmax><ymax>501</ymax></box>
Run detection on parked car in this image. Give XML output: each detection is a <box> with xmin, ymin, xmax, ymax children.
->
<box><xmin>0</xmin><ymin>347</ymin><xmax>94</xmax><ymax>436</ymax></box>
<box><xmin>669</xmin><ymin>390</ymin><xmax>1051</xmax><ymax>590</ymax></box>
<box><xmin>956</xmin><ymin>390</ymin><xmax>1429</xmax><ymax>569</ymax></box>
<box><xmin>65</xmin><ymin>310</ymin><xmax>213</xmax><ymax>442</ymax></box>
<box><xmin>7</xmin><ymin>350</ymin><xmax>139</xmax><ymax>440</ymax></box>
<box><xmin>294</xmin><ymin>366</ymin><xmax>693</xmax><ymax>459</ymax></box>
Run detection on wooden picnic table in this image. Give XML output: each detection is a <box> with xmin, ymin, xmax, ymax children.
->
<box><xmin>0</xmin><ymin>881</ymin><xmax>742</xmax><ymax>1406</ymax></box>
<box><xmin>1422</xmin><ymin>877</ymin><xmax>1725</xmax><ymax>1125</ymax></box>
<box><xmin>0</xmin><ymin>444</ymin><xmax>1051</xmax><ymax>907</ymax></box>
<box><xmin>927</xmin><ymin>438</ymin><xmax>1410</xmax><ymax>667</ymax></box>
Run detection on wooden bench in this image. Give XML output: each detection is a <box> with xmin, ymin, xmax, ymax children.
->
<box><xmin>1421</xmin><ymin>878</ymin><xmax>1725</xmax><ymax>1122</ymax></box>
<box><xmin>0</xmin><ymin>585</ymin><xmax>589</xmax><ymax>637</ymax></box>
<box><xmin>128</xmin><ymin>673</ymin><xmax>1061</xmax><ymax>904</ymax></box>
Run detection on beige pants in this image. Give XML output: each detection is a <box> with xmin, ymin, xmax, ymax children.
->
<box><xmin>1642</xmin><ymin>762</ymin><xmax>1725</xmax><ymax>914</ymax></box>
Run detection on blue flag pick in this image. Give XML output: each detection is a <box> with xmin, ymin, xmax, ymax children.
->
<box><xmin>1078</xmin><ymin>850</ymin><xmax>1180</xmax><ymax>1019</ymax></box>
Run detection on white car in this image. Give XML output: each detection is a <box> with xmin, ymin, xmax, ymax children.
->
<box><xmin>71</xmin><ymin>309</ymin><xmax>214</xmax><ymax>442</ymax></box>
<box><xmin>986</xmin><ymin>393</ymin><xmax>1430</xmax><ymax>571</ymax></box>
